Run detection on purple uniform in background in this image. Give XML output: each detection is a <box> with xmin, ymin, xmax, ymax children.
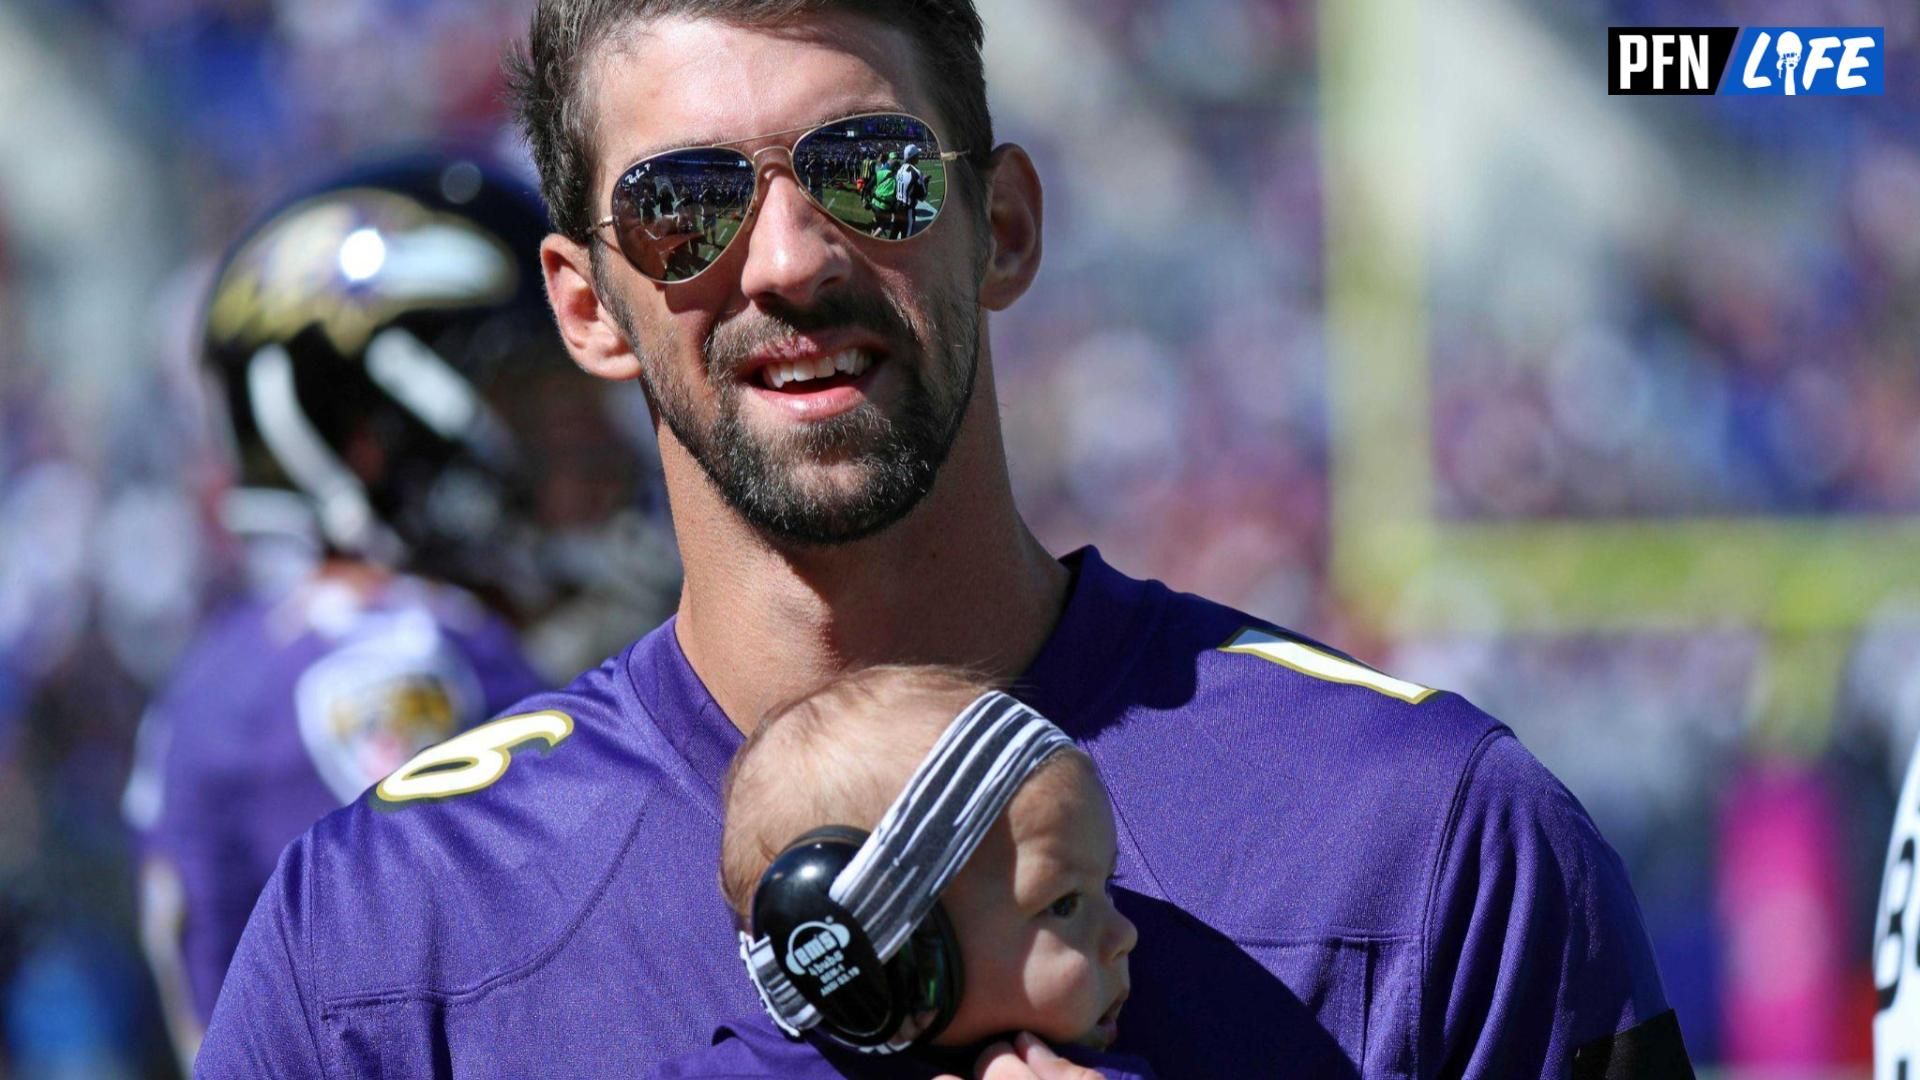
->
<box><xmin>124</xmin><ymin>573</ymin><xmax>546</xmax><ymax>1039</ymax></box>
<box><xmin>200</xmin><ymin>549</ymin><xmax>1675</xmax><ymax>1078</ymax></box>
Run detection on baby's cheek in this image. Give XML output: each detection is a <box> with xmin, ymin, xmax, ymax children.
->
<box><xmin>1020</xmin><ymin>939</ymin><xmax>1103</xmax><ymax>1036</ymax></box>
<box><xmin>936</xmin><ymin>937</ymin><xmax>1029</xmax><ymax>1045</ymax></box>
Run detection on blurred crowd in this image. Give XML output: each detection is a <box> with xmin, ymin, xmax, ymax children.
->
<box><xmin>0</xmin><ymin>0</ymin><xmax>1913</xmax><ymax>1074</ymax></box>
<box><xmin>1433</xmin><ymin>0</ymin><xmax>1920</xmax><ymax>518</ymax></box>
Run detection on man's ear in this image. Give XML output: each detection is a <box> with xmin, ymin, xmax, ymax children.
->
<box><xmin>976</xmin><ymin>144</ymin><xmax>1043</xmax><ymax>312</ymax></box>
<box><xmin>541</xmin><ymin>233</ymin><xmax>644</xmax><ymax>381</ymax></box>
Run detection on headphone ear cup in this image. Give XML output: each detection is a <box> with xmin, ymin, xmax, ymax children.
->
<box><xmin>748</xmin><ymin>826</ymin><xmax>967</xmax><ymax>1050</ymax></box>
<box><xmin>751</xmin><ymin>827</ymin><xmax>905</xmax><ymax>1047</ymax></box>
<box><xmin>886</xmin><ymin>898</ymin><xmax>964</xmax><ymax>1045</ymax></box>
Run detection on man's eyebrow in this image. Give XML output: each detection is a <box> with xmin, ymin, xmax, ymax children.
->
<box><xmin>611</xmin><ymin>100</ymin><xmax>911</xmax><ymax>172</ymax></box>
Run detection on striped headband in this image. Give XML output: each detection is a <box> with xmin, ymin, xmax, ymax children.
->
<box><xmin>739</xmin><ymin>690</ymin><xmax>1076</xmax><ymax>1045</ymax></box>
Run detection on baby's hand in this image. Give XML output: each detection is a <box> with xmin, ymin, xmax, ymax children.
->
<box><xmin>968</xmin><ymin>1032</ymin><xmax>1107</xmax><ymax>1080</ymax></box>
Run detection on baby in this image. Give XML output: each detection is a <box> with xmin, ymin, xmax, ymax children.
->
<box><xmin>651</xmin><ymin>666</ymin><xmax>1150</xmax><ymax>1080</ymax></box>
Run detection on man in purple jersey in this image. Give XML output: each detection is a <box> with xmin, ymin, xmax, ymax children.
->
<box><xmin>201</xmin><ymin>3</ymin><xmax>1691</xmax><ymax>1077</ymax></box>
<box><xmin>125</xmin><ymin>154</ymin><xmax>670</xmax><ymax>1071</ymax></box>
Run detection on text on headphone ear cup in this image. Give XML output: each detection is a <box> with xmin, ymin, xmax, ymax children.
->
<box><xmin>751</xmin><ymin>831</ymin><xmax>903</xmax><ymax>1045</ymax></box>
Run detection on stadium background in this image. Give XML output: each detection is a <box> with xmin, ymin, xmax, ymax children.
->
<box><xmin>0</xmin><ymin>0</ymin><xmax>1912</xmax><ymax>1074</ymax></box>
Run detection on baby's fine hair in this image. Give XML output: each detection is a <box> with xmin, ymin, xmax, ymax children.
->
<box><xmin>717</xmin><ymin>665</ymin><xmax>1086</xmax><ymax>924</ymax></box>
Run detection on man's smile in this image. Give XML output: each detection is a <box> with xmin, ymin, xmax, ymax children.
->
<box><xmin>734</xmin><ymin>328</ymin><xmax>894</xmax><ymax>422</ymax></box>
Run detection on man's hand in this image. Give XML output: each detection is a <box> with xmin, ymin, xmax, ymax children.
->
<box><xmin>939</xmin><ymin>1032</ymin><xmax>1106</xmax><ymax>1080</ymax></box>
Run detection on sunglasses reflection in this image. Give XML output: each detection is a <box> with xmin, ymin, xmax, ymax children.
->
<box><xmin>614</xmin><ymin>115</ymin><xmax>951</xmax><ymax>282</ymax></box>
<box><xmin>827</xmin><ymin>138</ymin><xmax>942</xmax><ymax>241</ymax></box>
<box><xmin>621</xmin><ymin>162</ymin><xmax>753</xmax><ymax>281</ymax></box>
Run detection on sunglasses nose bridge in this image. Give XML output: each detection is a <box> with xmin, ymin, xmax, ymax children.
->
<box><xmin>749</xmin><ymin>143</ymin><xmax>839</xmax><ymax>225</ymax></box>
<box><xmin>748</xmin><ymin>143</ymin><xmax>794</xmax><ymax>167</ymax></box>
<box><xmin>749</xmin><ymin>143</ymin><xmax>811</xmax><ymax>197</ymax></box>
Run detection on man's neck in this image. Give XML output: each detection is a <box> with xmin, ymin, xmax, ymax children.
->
<box><xmin>666</xmin><ymin>371</ymin><xmax>1071</xmax><ymax>732</ymax></box>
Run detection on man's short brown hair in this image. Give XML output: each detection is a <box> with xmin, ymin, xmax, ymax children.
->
<box><xmin>505</xmin><ymin>0</ymin><xmax>994</xmax><ymax>243</ymax></box>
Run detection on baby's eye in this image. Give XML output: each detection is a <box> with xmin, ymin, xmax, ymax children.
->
<box><xmin>1048</xmin><ymin>892</ymin><xmax>1082</xmax><ymax>919</ymax></box>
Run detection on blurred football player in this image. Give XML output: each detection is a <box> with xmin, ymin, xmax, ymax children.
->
<box><xmin>121</xmin><ymin>152</ymin><xmax>675</xmax><ymax>1071</ymax></box>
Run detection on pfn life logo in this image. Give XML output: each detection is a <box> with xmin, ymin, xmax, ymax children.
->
<box><xmin>1610</xmin><ymin>27</ymin><xmax>1883</xmax><ymax>95</ymax></box>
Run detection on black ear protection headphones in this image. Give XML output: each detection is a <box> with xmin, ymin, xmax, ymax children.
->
<box><xmin>736</xmin><ymin>690</ymin><xmax>1074</xmax><ymax>1055</ymax></box>
<box><xmin>749</xmin><ymin>825</ymin><xmax>964</xmax><ymax>1049</ymax></box>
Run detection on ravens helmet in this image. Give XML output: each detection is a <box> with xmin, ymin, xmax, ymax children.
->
<box><xmin>203</xmin><ymin>152</ymin><xmax>563</xmax><ymax>609</ymax></box>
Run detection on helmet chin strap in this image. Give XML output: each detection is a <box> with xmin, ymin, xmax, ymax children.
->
<box><xmin>741</xmin><ymin>691</ymin><xmax>1075</xmax><ymax>1051</ymax></box>
<box><xmin>245</xmin><ymin>344</ymin><xmax>407</xmax><ymax>566</ymax></box>
<box><xmin>363</xmin><ymin>328</ymin><xmax>521</xmax><ymax>474</ymax></box>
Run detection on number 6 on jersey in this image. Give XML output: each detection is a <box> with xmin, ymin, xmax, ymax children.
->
<box><xmin>376</xmin><ymin>710</ymin><xmax>574</xmax><ymax>804</ymax></box>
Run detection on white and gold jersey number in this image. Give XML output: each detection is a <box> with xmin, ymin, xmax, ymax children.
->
<box><xmin>1877</xmin><ymin>736</ymin><xmax>1920</xmax><ymax>1079</ymax></box>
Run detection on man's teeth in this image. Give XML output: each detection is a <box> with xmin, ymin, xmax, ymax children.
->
<box><xmin>761</xmin><ymin>350</ymin><xmax>873</xmax><ymax>389</ymax></box>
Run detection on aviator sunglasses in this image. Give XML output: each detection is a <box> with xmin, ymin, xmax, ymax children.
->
<box><xmin>591</xmin><ymin>111</ymin><xmax>969</xmax><ymax>284</ymax></box>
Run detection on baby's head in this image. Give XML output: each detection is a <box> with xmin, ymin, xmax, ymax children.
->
<box><xmin>721</xmin><ymin>666</ymin><xmax>1136</xmax><ymax>1052</ymax></box>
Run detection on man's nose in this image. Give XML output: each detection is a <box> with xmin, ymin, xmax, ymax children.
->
<box><xmin>736</xmin><ymin>168</ymin><xmax>853</xmax><ymax>309</ymax></box>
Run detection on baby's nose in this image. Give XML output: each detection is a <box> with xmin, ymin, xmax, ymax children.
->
<box><xmin>1105</xmin><ymin>907</ymin><xmax>1140</xmax><ymax>962</ymax></box>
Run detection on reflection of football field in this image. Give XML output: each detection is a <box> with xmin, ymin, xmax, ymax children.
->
<box><xmin>818</xmin><ymin>186</ymin><xmax>878</xmax><ymax>229</ymax></box>
<box><xmin>673</xmin><ymin>164</ymin><xmax>952</xmax><ymax>264</ymax></box>
<box><xmin>814</xmin><ymin>169</ymin><xmax>949</xmax><ymax>233</ymax></box>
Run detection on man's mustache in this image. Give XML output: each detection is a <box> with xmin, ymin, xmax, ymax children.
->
<box><xmin>704</xmin><ymin>289</ymin><xmax>914</xmax><ymax>380</ymax></box>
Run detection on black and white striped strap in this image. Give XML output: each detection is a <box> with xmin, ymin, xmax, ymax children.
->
<box><xmin>742</xmin><ymin>690</ymin><xmax>1074</xmax><ymax>1037</ymax></box>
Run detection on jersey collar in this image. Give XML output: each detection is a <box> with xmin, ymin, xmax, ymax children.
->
<box><xmin>635</xmin><ymin>545</ymin><xmax>1156</xmax><ymax>801</ymax></box>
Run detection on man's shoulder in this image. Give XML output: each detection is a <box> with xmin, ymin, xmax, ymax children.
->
<box><xmin>282</xmin><ymin>640</ymin><xmax>695</xmax><ymax>1004</ymax></box>
<box><xmin>1075</xmin><ymin>559</ymin><xmax>1545</xmax><ymax>936</ymax></box>
<box><xmin>1111</xmin><ymin>574</ymin><xmax>1511</xmax><ymax>792</ymax></box>
<box><xmin>1104</xmin><ymin>577</ymin><xmax>1672</xmax><ymax>1075</ymax></box>
<box><xmin>1088</xmin><ymin>557</ymin><xmax>1507</xmax><ymax>762</ymax></box>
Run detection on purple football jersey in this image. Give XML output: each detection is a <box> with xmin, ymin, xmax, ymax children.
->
<box><xmin>198</xmin><ymin>549</ymin><xmax>1675</xmax><ymax>1078</ymax></box>
<box><xmin>125</xmin><ymin>573</ymin><xmax>547</xmax><ymax>1035</ymax></box>
<box><xmin>648</xmin><ymin>1015</ymin><xmax>1156</xmax><ymax>1079</ymax></box>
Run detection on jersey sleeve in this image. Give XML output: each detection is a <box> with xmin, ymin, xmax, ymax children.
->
<box><xmin>294</xmin><ymin>608</ymin><xmax>537</xmax><ymax>805</ymax></box>
<box><xmin>127</xmin><ymin>699</ymin><xmax>269</xmax><ymax>1040</ymax></box>
<box><xmin>197</xmin><ymin>837</ymin><xmax>328</xmax><ymax>1079</ymax></box>
<box><xmin>140</xmin><ymin>780</ymin><xmax>260</xmax><ymax>1034</ymax></box>
<box><xmin>1424</xmin><ymin>731</ymin><xmax>1691</xmax><ymax>1078</ymax></box>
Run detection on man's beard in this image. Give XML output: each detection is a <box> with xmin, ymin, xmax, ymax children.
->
<box><xmin>600</xmin><ymin>265</ymin><xmax>979</xmax><ymax>546</ymax></box>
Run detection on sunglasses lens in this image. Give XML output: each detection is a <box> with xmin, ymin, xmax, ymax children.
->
<box><xmin>610</xmin><ymin>148</ymin><xmax>755</xmax><ymax>282</ymax></box>
<box><xmin>794</xmin><ymin>114</ymin><xmax>947</xmax><ymax>241</ymax></box>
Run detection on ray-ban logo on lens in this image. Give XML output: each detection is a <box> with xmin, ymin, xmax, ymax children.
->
<box><xmin>1609</xmin><ymin>27</ymin><xmax>1882</xmax><ymax>95</ymax></box>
